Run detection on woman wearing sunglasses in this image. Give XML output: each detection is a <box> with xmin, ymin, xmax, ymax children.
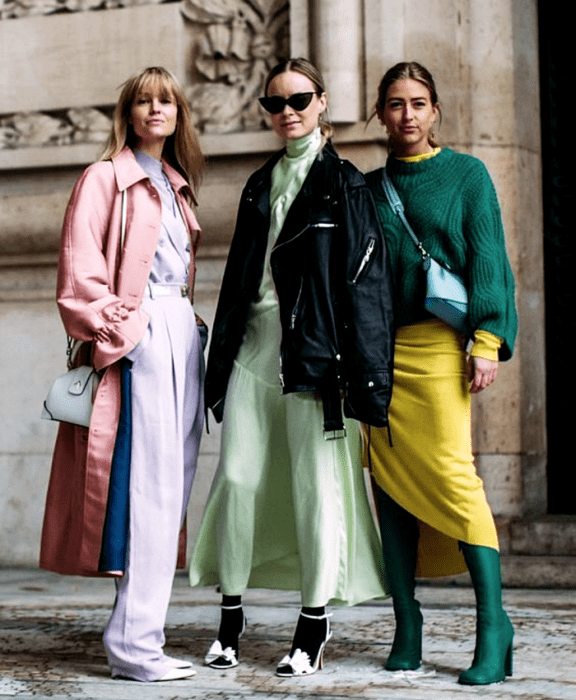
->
<box><xmin>189</xmin><ymin>58</ymin><xmax>394</xmax><ymax>676</ymax></box>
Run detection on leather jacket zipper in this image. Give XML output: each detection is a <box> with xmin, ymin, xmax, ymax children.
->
<box><xmin>272</xmin><ymin>222</ymin><xmax>336</xmax><ymax>255</ymax></box>
<box><xmin>352</xmin><ymin>237</ymin><xmax>376</xmax><ymax>284</ymax></box>
<box><xmin>290</xmin><ymin>279</ymin><xmax>304</xmax><ymax>329</ymax></box>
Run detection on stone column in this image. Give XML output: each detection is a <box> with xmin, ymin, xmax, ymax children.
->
<box><xmin>311</xmin><ymin>0</ymin><xmax>363</xmax><ymax>122</ymax></box>
<box><xmin>467</xmin><ymin>0</ymin><xmax>546</xmax><ymax>519</ymax></box>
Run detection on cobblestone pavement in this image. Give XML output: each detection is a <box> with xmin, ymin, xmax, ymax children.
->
<box><xmin>0</xmin><ymin>569</ymin><xmax>574</xmax><ymax>699</ymax></box>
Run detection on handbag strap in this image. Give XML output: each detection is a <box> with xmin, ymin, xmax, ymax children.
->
<box><xmin>381</xmin><ymin>170</ymin><xmax>429</xmax><ymax>261</ymax></box>
<box><xmin>66</xmin><ymin>336</ymin><xmax>82</xmax><ymax>370</ymax></box>
<box><xmin>120</xmin><ymin>188</ymin><xmax>127</xmax><ymax>249</ymax></box>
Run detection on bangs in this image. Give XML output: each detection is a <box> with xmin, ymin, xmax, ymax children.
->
<box><xmin>132</xmin><ymin>70</ymin><xmax>177</xmax><ymax>102</ymax></box>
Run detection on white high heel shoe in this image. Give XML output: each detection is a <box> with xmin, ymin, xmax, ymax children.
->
<box><xmin>276</xmin><ymin>611</ymin><xmax>332</xmax><ymax>677</ymax></box>
<box><xmin>205</xmin><ymin>604</ymin><xmax>247</xmax><ymax>669</ymax></box>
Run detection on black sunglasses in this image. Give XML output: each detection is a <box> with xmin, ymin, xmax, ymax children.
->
<box><xmin>258</xmin><ymin>92</ymin><xmax>317</xmax><ymax>114</ymax></box>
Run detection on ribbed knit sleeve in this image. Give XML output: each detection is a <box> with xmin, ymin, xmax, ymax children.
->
<box><xmin>365</xmin><ymin>148</ymin><xmax>517</xmax><ymax>360</ymax></box>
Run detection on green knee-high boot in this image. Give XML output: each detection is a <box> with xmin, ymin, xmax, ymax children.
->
<box><xmin>376</xmin><ymin>486</ymin><xmax>422</xmax><ymax>671</ymax></box>
<box><xmin>458</xmin><ymin>543</ymin><xmax>514</xmax><ymax>685</ymax></box>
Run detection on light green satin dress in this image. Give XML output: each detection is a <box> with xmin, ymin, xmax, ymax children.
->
<box><xmin>189</xmin><ymin>129</ymin><xmax>387</xmax><ymax>606</ymax></box>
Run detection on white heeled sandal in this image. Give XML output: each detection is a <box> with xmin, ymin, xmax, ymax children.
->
<box><xmin>205</xmin><ymin>604</ymin><xmax>246</xmax><ymax>670</ymax></box>
<box><xmin>276</xmin><ymin>611</ymin><xmax>333</xmax><ymax>677</ymax></box>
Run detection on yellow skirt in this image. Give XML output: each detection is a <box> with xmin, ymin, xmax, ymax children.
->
<box><xmin>364</xmin><ymin>319</ymin><xmax>499</xmax><ymax>578</ymax></box>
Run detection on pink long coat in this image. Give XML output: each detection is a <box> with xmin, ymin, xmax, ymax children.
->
<box><xmin>40</xmin><ymin>147</ymin><xmax>201</xmax><ymax>576</ymax></box>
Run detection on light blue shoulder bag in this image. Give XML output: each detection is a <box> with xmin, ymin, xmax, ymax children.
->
<box><xmin>381</xmin><ymin>170</ymin><xmax>468</xmax><ymax>334</ymax></box>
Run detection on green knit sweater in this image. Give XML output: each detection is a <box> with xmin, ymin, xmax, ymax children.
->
<box><xmin>365</xmin><ymin>148</ymin><xmax>517</xmax><ymax>360</ymax></box>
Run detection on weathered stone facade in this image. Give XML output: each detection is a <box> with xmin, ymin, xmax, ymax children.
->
<box><xmin>1</xmin><ymin>0</ymin><xmax>569</xmax><ymax>583</ymax></box>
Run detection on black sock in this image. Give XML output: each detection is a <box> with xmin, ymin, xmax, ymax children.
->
<box><xmin>218</xmin><ymin>596</ymin><xmax>244</xmax><ymax>650</ymax></box>
<box><xmin>301</xmin><ymin>606</ymin><xmax>325</xmax><ymax>617</ymax></box>
<box><xmin>222</xmin><ymin>595</ymin><xmax>242</xmax><ymax>608</ymax></box>
<box><xmin>290</xmin><ymin>607</ymin><xmax>328</xmax><ymax>657</ymax></box>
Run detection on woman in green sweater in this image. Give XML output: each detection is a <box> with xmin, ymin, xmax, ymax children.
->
<box><xmin>364</xmin><ymin>62</ymin><xmax>517</xmax><ymax>685</ymax></box>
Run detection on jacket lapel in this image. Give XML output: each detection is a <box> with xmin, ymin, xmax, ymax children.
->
<box><xmin>250</xmin><ymin>149</ymin><xmax>284</xmax><ymax>224</ymax></box>
<box><xmin>274</xmin><ymin>144</ymin><xmax>333</xmax><ymax>248</ymax></box>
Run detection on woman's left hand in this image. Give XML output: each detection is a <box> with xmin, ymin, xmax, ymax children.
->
<box><xmin>468</xmin><ymin>356</ymin><xmax>498</xmax><ymax>393</ymax></box>
<box><xmin>195</xmin><ymin>313</ymin><xmax>209</xmax><ymax>351</ymax></box>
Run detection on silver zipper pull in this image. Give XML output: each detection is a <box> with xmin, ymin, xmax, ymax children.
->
<box><xmin>352</xmin><ymin>238</ymin><xmax>376</xmax><ymax>283</ymax></box>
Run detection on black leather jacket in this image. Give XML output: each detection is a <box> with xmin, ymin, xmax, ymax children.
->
<box><xmin>206</xmin><ymin>142</ymin><xmax>394</xmax><ymax>428</ymax></box>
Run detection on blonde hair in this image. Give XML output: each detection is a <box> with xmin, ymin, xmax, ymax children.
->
<box><xmin>370</xmin><ymin>61</ymin><xmax>442</xmax><ymax>150</ymax></box>
<box><xmin>264</xmin><ymin>58</ymin><xmax>334</xmax><ymax>147</ymax></box>
<box><xmin>101</xmin><ymin>67</ymin><xmax>204</xmax><ymax>196</ymax></box>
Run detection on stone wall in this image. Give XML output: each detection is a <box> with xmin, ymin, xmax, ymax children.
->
<box><xmin>0</xmin><ymin>0</ymin><xmax>549</xmax><ymax>570</ymax></box>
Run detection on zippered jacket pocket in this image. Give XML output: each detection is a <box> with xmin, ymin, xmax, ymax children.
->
<box><xmin>352</xmin><ymin>237</ymin><xmax>377</xmax><ymax>284</ymax></box>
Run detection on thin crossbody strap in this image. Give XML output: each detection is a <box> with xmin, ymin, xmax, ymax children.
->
<box><xmin>381</xmin><ymin>170</ymin><xmax>429</xmax><ymax>260</ymax></box>
<box><xmin>120</xmin><ymin>188</ymin><xmax>127</xmax><ymax>249</ymax></box>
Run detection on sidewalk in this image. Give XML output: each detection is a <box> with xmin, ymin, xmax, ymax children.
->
<box><xmin>0</xmin><ymin>568</ymin><xmax>574</xmax><ymax>700</ymax></box>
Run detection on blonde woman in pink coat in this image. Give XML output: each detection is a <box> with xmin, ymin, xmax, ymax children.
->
<box><xmin>40</xmin><ymin>67</ymin><xmax>205</xmax><ymax>681</ymax></box>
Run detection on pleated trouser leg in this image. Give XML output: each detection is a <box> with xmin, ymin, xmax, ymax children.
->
<box><xmin>103</xmin><ymin>296</ymin><xmax>204</xmax><ymax>681</ymax></box>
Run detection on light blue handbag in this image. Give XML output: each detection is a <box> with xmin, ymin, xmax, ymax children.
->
<box><xmin>381</xmin><ymin>170</ymin><xmax>468</xmax><ymax>333</ymax></box>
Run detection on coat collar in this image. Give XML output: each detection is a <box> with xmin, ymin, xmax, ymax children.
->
<box><xmin>111</xmin><ymin>146</ymin><xmax>194</xmax><ymax>202</ymax></box>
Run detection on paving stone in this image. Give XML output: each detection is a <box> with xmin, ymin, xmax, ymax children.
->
<box><xmin>0</xmin><ymin>570</ymin><xmax>574</xmax><ymax>699</ymax></box>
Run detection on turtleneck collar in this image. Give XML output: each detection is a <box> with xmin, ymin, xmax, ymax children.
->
<box><xmin>387</xmin><ymin>146</ymin><xmax>453</xmax><ymax>175</ymax></box>
<box><xmin>396</xmin><ymin>146</ymin><xmax>441</xmax><ymax>163</ymax></box>
<box><xmin>285</xmin><ymin>127</ymin><xmax>322</xmax><ymax>159</ymax></box>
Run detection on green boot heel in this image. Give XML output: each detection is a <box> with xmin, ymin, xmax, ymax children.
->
<box><xmin>458</xmin><ymin>543</ymin><xmax>514</xmax><ymax>685</ymax></box>
<box><xmin>458</xmin><ymin>612</ymin><xmax>513</xmax><ymax>685</ymax></box>
<box><xmin>376</xmin><ymin>486</ymin><xmax>422</xmax><ymax>671</ymax></box>
<box><xmin>385</xmin><ymin>601</ymin><xmax>423</xmax><ymax>671</ymax></box>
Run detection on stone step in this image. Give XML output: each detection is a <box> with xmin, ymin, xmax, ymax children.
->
<box><xmin>421</xmin><ymin>555</ymin><xmax>576</xmax><ymax>589</ymax></box>
<box><xmin>502</xmin><ymin>554</ymin><xmax>576</xmax><ymax>588</ymax></box>
<box><xmin>510</xmin><ymin>516</ymin><xmax>576</xmax><ymax>556</ymax></box>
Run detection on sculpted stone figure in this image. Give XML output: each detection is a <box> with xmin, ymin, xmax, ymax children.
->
<box><xmin>0</xmin><ymin>112</ymin><xmax>71</xmax><ymax>148</ymax></box>
<box><xmin>0</xmin><ymin>108</ymin><xmax>112</xmax><ymax>148</ymax></box>
<box><xmin>0</xmin><ymin>0</ymin><xmax>166</xmax><ymax>18</ymax></box>
<box><xmin>68</xmin><ymin>108</ymin><xmax>112</xmax><ymax>143</ymax></box>
<box><xmin>181</xmin><ymin>0</ymin><xmax>288</xmax><ymax>133</ymax></box>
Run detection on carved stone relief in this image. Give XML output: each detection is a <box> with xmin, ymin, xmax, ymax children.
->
<box><xmin>182</xmin><ymin>0</ymin><xmax>289</xmax><ymax>133</ymax></box>
<box><xmin>0</xmin><ymin>0</ymin><xmax>174</xmax><ymax>21</ymax></box>
<box><xmin>0</xmin><ymin>0</ymin><xmax>289</xmax><ymax>149</ymax></box>
<box><xmin>0</xmin><ymin>108</ymin><xmax>112</xmax><ymax>148</ymax></box>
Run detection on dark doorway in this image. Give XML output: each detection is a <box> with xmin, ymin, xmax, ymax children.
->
<box><xmin>539</xmin><ymin>5</ymin><xmax>574</xmax><ymax>513</ymax></box>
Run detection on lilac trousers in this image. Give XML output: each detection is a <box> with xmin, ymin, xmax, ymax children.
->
<box><xmin>103</xmin><ymin>294</ymin><xmax>204</xmax><ymax>681</ymax></box>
